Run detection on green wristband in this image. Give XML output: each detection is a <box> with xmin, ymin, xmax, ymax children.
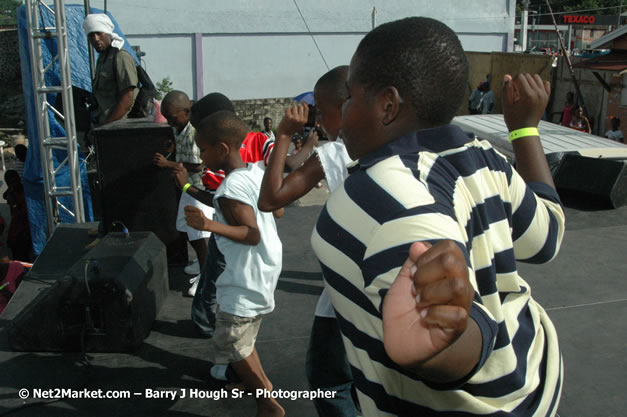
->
<box><xmin>182</xmin><ymin>183</ymin><xmax>192</xmax><ymax>194</ymax></box>
<box><xmin>508</xmin><ymin>127</ymin><xmax>539</xmax><ymax>142</ymax></box>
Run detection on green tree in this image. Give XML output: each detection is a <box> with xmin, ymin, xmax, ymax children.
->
<box><xmin>0</xmin><ymin>0</ymin><xmax>21</xmax><ymax>26</ymax></box>
<box><xmin>156</xmin><ymin>76</ymin><xmax>173</xmax><ymax>100</ymax></box>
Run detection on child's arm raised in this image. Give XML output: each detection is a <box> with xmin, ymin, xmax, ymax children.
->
<box><xmin>258</xmin><ymin>103</ymin><xmax>325</xmax><ymax>212</ymax></box>
<box><xmin>503</xmin><ymin>74</ymin><xmax>565</xmax><ymax>264</ymax></box>
<box><xmin>184</xmin><ymin>197</ymin><xmax>260</xmax><ymax>245</ymax></box>
<box><xmin>502</xmin><ymin>73</ymin><xmax>555</xmax><ymax>188</ymax></box>
<box><xmin>284</xmin><ymin>128</ymin><xmax>319</xmax><ymax>171</ymax></box>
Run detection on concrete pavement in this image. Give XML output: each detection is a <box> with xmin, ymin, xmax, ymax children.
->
<box><xmin>0</xmin><ymin>185</ymin><xmax>626</xmax><ymax>416</ymax></box>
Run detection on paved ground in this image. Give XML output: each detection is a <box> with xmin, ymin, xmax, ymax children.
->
<box><xmin>0</xmin><ymin>180</ymin><xmax>626</xmax><ymax>416</ymax></box>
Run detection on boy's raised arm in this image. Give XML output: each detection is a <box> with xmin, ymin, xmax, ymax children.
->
<box><xmin>258</xmin><ymin>103</ymin><xmax>325</xmax><ymax>212</ymax></box>
<box><xmin>502</xmin><ymin>73</ymin><xmax>555</xmax><ymax>188</ymax></box>
<box><xmin>284</xmin><ymin>128</ymin><xmax>319</xmax><ymax>171</ymax></box>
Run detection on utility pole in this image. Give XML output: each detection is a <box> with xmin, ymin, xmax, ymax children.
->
<box><xmin>545</xmin><ymin>0</ymin><xmax>587</xmax><ymax>115</ymax></box>
<box><xmin>371</xmin><ymin>7</ymin><xmax>376</xmax><ymax>30</ymax></box>
<box><xmin>521</xmin><ymin>0</ymin><xmax>530</xmax><ymax>52</ymax></box>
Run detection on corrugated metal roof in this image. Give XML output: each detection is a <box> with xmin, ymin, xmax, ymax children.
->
<box><xmin>590</xmin><ymin>24</ymin><xmax>627</xmax><ymax>49</ymax></box>
<box><xmin>452</xmin><ymin>114</ymin><xmax>627</xmax><ymax>161</ymax></box>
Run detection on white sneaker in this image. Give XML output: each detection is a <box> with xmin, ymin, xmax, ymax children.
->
<box><xmin>187</xmin><ymin>275</ymin><xmax>200</xmax><ymax>297</ymax></box>
<box><xmin>184</xmin><ymin>259</ymin><xmax>200</xmax><ymax>275</ymax></box>
<box><xmin>210</xmin><ymin>364</ymin><xmax>229</xmax><ymax>381</ymax></box>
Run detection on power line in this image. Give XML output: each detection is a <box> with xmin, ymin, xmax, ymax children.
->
<box><xmin>293</xmin><ymin>0</ymin><xmax>330</xmax><ymax>71</ymax></box>
<box><xmin>526</xmin><ymin>4</ymin><xmax>626</xmax><ymax>17</ymax></box>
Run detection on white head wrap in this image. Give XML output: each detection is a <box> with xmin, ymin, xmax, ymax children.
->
<box><xmin>83</xmin><ymin>14</ymin><xmax>125</xmax><ymax>49</ymax></box>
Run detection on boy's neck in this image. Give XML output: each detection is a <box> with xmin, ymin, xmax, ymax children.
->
<box><xmin>176</xmin><ymin>121</ymin><xmax>190</xmax><ymax>134</ymax></box>
<box><xmin>223</xmin><ymin>156</ymin><xmax>247</xmax><ymax>175</ymax></box>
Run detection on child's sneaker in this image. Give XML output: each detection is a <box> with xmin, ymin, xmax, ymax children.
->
<box><xmin>210</xmin><ymin>364</ymin><xmax>241</xmax><ymax>383</ymax></box>
<box><xmin>184</xmin><ymin>259</ymin><xmax>200</xmax><ymax>275</ymax></box>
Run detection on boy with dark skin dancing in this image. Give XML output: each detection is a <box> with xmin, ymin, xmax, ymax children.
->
<box><xmin>184</xmin><ymin>111</ymin><xmax>284</xmax><ymax>417</ymax></box>
<box><xmin>172</xmin><ymin>93</ymin><xmax>284</xmax><ymax>342</ymax></box>
<box><xmin>259</xmin><ymin>66</ymin><xmax>357</xmax><ymax>416</ymax></box>
<box><xmin>311</xmin><ymin>17</ymin><xmax>565</xmax><ymax>416</ymax></box>
<box><xmin>153</xmin><ymin>91</ymin><xmax>208</xmax><ymax>284</ymax></box>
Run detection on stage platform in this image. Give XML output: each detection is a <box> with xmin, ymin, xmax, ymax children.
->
<box><xmin>1</xmin><ymin>188</ymin><xmax>626</xmax><ymax>416</ymax></box>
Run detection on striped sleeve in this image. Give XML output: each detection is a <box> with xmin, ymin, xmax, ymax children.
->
<box><xmin>344</xmin><ymin>155</ymin><xmax>499</xmax><ymax>386</ymax></box>
<box><xmin>508</xmin><ymin>167</ymin><xmax>565</xmax><ymax>264</ymax></box>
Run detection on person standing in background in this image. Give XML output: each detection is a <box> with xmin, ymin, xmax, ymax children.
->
<box><xmin>83</xmin><ymin>14</ymin><xmax>138</xmax><ymax>127</ymax></box>
<box><xmin>262</xmin><ymin>117</ymin><xmax>275</xmax><ymax>140</ymax></box>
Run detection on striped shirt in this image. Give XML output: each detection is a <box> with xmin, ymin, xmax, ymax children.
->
<box><xmin>311</xmin><ymin>124</ymin><xmax>565</xmax><ymax>417</ymax></box>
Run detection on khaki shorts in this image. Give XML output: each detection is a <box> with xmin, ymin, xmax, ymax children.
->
<box><xmin>209</xmin><ymin>308</ymin><xmax>263</xmax><ymax>364</ymax></box>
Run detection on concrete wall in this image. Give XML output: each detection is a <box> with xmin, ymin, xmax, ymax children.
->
<box><xmin>82</xmin><ymin>0</ymin><xmax>515</xmax><ymax>100</ymax></box>
<box><xmin>232</xmin><ymin>97</ymin><xmax>294</xmax><ymax>132</ymax></box>
<box><xmin>547</xmin><ymin>56</ymin><xmax>611</xmax><ymax>137</ymax></box>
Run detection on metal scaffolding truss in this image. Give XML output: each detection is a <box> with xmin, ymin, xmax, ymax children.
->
<box><xmin>25</xmin><ymin>0</ymin><xmax>85</xmax><ymax>234</ymax></box>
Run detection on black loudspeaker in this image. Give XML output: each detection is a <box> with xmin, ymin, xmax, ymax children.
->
<box><xmin>92</xmin><ymin>118</ymin><xmax>187</xmax><ymax>264</ymax></box>
<box><xmin>554</xmin><ymin>154</ymin><xmax>627</xmax><ymax>208</ymax></box>
<box><xmin>4</xmin><ymin>224</ymin><xmax>168</xmax><ymax>352</ymax></box>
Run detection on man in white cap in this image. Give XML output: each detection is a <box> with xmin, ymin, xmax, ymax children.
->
<box><xmin>83</xmin><ymin>13</ymin><xmax>138</xmax><ymax>126</ymax></box>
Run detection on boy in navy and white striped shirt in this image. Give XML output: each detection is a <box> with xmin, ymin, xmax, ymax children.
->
<box><xmin>311</xmin><ymin>17</ymin><xmax>565</xmax><ymax>417</ymax></box>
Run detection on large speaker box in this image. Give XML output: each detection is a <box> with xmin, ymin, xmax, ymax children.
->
<box><xmin>3</xmin><ymin>224</ymin><xmax>168</xmax><ymax>352</ymax></box>
<box><xmin>92</xmin><ymin>118</ymin><xmax>187</xmax><ymax>264</ymax></box>
<box><xmin>554</xmin><ymin>154</ymin><xmax>627</xmax><ymax>208</ymax></box>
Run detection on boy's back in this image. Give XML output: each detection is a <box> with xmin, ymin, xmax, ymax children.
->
<box><xmin>310</xmin><ymin>16</ymin><xmax>564</xmax><ymax>417</ymax></box>
<box><xmin>214</xmin><ymin>163</ymin><xmax>282</xmax><ymax>317</ymax></box>
<box><xmin>312</xmin><ymin>126</ymin><xmax>564</xmax><ymax>415</ymax></box>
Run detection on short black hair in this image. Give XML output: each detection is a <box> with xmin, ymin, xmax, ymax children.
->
<box><xmin>196</xmin><ymin>110</ymin><xmax>247</xmax><ymax>149</ymax></box>
<box><xmin>190</xmin><ymin>92</ymin><xmax>235</xmax><ymax>128</ymax></box>
<box><xmin>263</xmin><ymin>117</ymin><xmax>272</xmax><ymax>123</ymax></box>
<box><xmin>353</xmin><ymin>17</ymin><xmax>468</xmax><ymax>127</ymax></box>
<box><xmin>14</xmin><ymin>144</ymin><xmax>27</xmax><ymax>162</ymax></box>
<box><xmin>314</xmin><ymin>65</ymin><xmax>349</xmax><ymax>105</ymax></box>
<box><xmin>161</xmin><ymin>90</ymin><xmax>190</xmax><ymax>112</ymax></box>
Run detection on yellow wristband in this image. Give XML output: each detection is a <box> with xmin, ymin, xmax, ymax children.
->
<box><xmin>182</xmin><ymin>183</ymin><xmax>192</xmax><ymax>194</ymax></box>
<box><xmin>508</xmin><ymin>127</ymin><xmax>539</xmax><ymax>142</ymax></box>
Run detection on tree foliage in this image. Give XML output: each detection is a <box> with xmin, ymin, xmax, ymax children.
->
<box><xmin>0</xmin><ymin>0</ymin><xmax>21</xmax><ymax>26</ymax></box>
<box><xmin>524</xmin><ymin>0</ymin><xmax>626</xmax><ymax>15</ymax></box>
<box><xmin>156</xmin><ymin>76</ymin><xmax>174</xmax><ymax>101</ymax></box>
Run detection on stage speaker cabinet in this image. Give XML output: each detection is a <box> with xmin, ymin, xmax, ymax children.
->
<box><xmin>554</xmin><ymin>154</ymin><xmax>627</xmax><ymax>208</ymax></box>
<box><xmin>92</xmin><ymin>118</ymin><xmax>187</xmax><ymax>264</ymax></box>
<box><xmin>5</xmin><ymin>225</ymin><xmax>169</xmax><ymax>352</ymax></box>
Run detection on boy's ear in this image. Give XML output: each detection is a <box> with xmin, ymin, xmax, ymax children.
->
<box><xmin>379</xmin><ymin>86</ymin><xmax>403</xmax><ymax>126</ymax></box>
<box><xmin>218</xmin><ymin>141</ymin><xmax>230</xmax><ymax>157</ymax></box>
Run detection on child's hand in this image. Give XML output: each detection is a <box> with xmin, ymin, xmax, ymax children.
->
<box><xmin>184</xmin><ymin>205</ymin><xmax>211</xmax><ymax>231</ymax></box>
<box><xmin>278</xmin><ymin>102</ymin><xmax>309</xmax><ymax>137</ymax></box>
<box><xmin>153</xmin><ymin>152</ymin><xmax>168</xmax><ymax>167</ymax></box>
<box><xmin>382</xmin><ymin>240</ymin><xmax>474</xmax><ymax>370</ymax></box>
<box><xmin>502</xmin><ymin>73</ymin><xmax>550</xmax><ymax>132</ymax></box>
<box><xmin>172</xmin><ymin>163</ymin><xmax>189</xmax><ymax>189</ymax></box>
